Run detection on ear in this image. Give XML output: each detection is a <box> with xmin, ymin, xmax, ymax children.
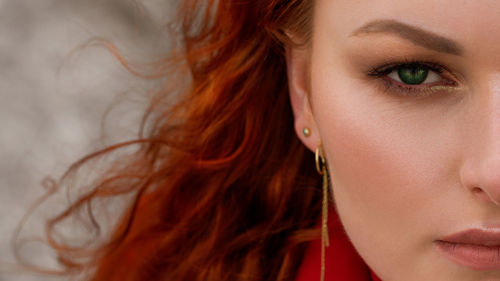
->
<box><xmin>285</xmin><ymin>42</ymin><xmax>319</xmax><ymax>153</ymax></box>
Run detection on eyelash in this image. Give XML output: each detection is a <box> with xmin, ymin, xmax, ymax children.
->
<box><xmin>366</xmin><ymin>59</ymin><xmax>457</xmax><ymax>97</ymax></box>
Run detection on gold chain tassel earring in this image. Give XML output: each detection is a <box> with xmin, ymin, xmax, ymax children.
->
<box><xmin>315</xmin><ymin>144</ymin><xmax>330</xmax><ymax>281</ymax></box>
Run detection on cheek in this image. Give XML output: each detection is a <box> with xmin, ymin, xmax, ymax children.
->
<box><xmin>314</xmin><ymin>78</ymin><xmax>429</xmax><ymax>228</ymax></box>
<box><xmin>311</xmin><ymin>62</ymin><xmax>440</xmax><ymax>215</ymax></box>
<box><xmin>309</xmin><ymin>51</ymin><xmax>464</xmax><ymax>277</ymax></box>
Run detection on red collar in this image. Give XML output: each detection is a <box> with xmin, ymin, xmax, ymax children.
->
<box><xmin>295</xmin><ymin>208</ymin><xmax>383</xmax><ymax>281</ymax></box>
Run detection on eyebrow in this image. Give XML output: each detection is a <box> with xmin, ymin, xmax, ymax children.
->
<box><xmin>351</xmin><ymin>19</ymin><xmax>464</xmax><ymax>56</ymax></box>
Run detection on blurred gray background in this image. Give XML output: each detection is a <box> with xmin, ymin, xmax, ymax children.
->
<box><xmin>0</xmin><ymin>0</ymin><xmax>173</xmax><ymax>280</ymax></box>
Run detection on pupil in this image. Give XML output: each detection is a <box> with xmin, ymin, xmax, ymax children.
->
<box><xmin>398</xmin><ymin>65</ymin><xmax>428</xmax><ymax>85</ymax></box>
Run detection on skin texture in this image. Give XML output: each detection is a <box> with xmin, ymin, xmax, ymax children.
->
<box><xmin>286</xmin><ymin>0</ymin><xmax>500</xmax><ymax>280</ymax></box>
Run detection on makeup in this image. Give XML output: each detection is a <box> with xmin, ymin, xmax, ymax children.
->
<box><xmin>435</xmin><ymin>229</ymin><xmax>500</xmax><ymax>270</ymax></box>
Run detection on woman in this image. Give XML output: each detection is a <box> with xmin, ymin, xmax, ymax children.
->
<box><xmin>32</xmin><ymin>0</ymin><xmax>500</xmax><ymax>280</ymax></box>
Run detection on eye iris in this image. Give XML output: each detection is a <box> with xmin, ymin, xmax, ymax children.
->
<box><xmin>397</xmin><ymin>65</ymin><xmax>428</xmax><ymax>85</ymax></box>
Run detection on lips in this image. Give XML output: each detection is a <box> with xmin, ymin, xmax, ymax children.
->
<box><xmin>435</xmin><ymin>228</ymin><xmax>500</xmax><ymax>270</ymax></box>
<box><xmin>438</xmin><ymin>229</ymin><xmax>500</xmax><ymax>246</ymax></box>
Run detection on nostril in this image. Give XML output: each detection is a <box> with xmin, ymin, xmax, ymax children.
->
<box><xmin>470</xmin><ymin>186</ymin><xmax>500</xmax><ymax>205</ymax></box>
<box><xmin>471</xmin><ymin>187</ymin><xmax>483</xmax><ymax>194</ymax></box>
<box><xmin>460</xmin><ymin>160</ymin><xmax>500</xmax><ymax>205</ymax></box>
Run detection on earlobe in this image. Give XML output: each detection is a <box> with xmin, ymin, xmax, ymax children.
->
<box><xmin>285</xmin><ymin>43</ymin><xmax>320</xmax><ymax>152</ymax></box>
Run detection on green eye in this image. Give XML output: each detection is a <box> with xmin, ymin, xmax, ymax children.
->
<box><xmin>367</xmin><ymin>61</ymin><xmax>454</xmax><ymax>97</ymax></box>
<box><xmin>397</xmin><ymin>65</ymin><xmax>429</xmax><ymax>85</ymax></box>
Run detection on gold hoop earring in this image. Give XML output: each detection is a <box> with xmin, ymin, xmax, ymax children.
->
<box><xmin>315</xmin><ymin>144</ymin><xmax>330</xmax><ymax>281</ymax></box>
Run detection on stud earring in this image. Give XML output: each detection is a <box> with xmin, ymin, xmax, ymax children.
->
<box><xmin>303</xmin><ymin>127</ymin><xmax>311</xmax><ymax>137</ymax></box>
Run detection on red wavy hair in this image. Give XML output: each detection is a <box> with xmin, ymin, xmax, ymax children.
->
<box><xmin>29</xmin><ymin>0</ymin><xmax>323</xmax><ymax>280</ymax></box>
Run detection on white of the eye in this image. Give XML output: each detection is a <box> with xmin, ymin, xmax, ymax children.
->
<box><xmin>387</xmin><ymin>69</ymin><xmax>441</xmax><ymax>84</ymax></box>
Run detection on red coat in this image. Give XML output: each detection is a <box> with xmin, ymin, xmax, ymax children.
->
<box><xmin>295</xmin><ymin>208</ymin><xmax>383</xmax><ymax>281</ymax></box>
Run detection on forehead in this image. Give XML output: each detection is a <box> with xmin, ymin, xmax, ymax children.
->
<box><xmin>313</xmin><ymin>0</ymin><xmax>500</xmax><ymax>59</ymax></box>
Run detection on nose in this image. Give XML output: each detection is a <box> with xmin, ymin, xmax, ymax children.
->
<box><xmin>461</xmin><ymin>74</ymin><xmax>500</xmax><ymax>205</ymax></box>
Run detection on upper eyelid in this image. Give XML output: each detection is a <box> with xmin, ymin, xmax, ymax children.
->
<box><xmin>368</xmin><ymin>61</ymin><xmax>445</xmax><ymax>76</ymax></box>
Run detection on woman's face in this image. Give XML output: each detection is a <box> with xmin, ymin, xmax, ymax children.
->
<box><xmin>287</xmin><ymin>0</ymin><xmax>500</xmax><ymax>280</ymax></box>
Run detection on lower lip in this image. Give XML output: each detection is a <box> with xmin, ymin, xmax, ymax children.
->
<box><xmin>435</xmin><ymin>240</ymin><xmax>500</xmax><ymax>270</ymax></box>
